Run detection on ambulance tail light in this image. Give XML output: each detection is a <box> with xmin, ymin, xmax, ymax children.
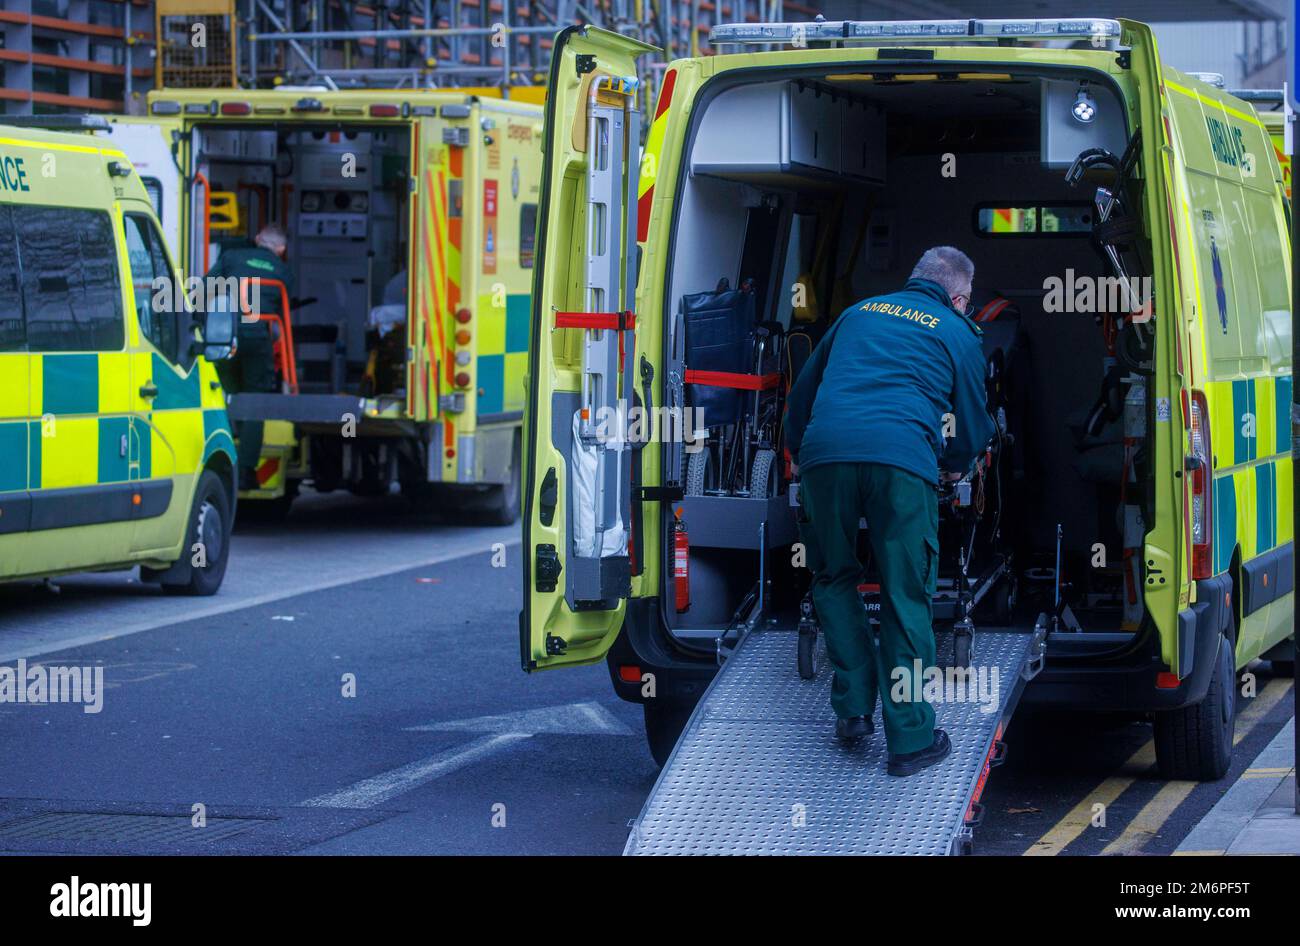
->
<box><xmin>454</xmin><ymin>371</ymin><xmax>472</xmax><ymax>388</ymax></box>
<box><xmin>1188</xmin><ymin>391</ymin><xmax>1214</xmax><ymax>580</ymax></box>
<box><xmin>369</xmin><ymin>104</ymin><xmax>400</xmax><ymax>117</ymax></box>
<box><xmin>220</xmin><ymin>102</ymin><xmax>252</xmax><ymax>116</ymax></box>
<box><xmin>454</xmin><ymin>307</ymin><xmax>472</xmax><ymax>324</ymax></box>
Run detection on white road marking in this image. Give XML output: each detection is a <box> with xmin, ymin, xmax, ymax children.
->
<box><xmin>304</xmin><ymin>702</ymin><xmax>634</xmax><ymax>809</ymax></box>
<box><xmin>0</xmin><ymin>534</ymin><xmax>520</xmax><ymax>663</ymax></box>
<box><xmin>404</xmin><ymin>700</ymin><xmax>633</xmax><ymax>736</ymax></box>
<box><xmin>301</xmin><ymin>733</ymin><xmax>532</xmax><ymax>809</ymax></box>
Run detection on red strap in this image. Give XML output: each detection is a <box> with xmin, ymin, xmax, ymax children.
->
<box><xmin>974</xmin><ymin>298</ymin><xmax>1010</xmax><ymax>322</ymax></box>
<box><xmin>555</xmin><ymin>311</ymin><xmax>636</xmax><ymax>331</ymax></box>
<box><xmin>685</xmin><ymin>369</ymin><xmax>781</xmax><ymax>391</ymax></box>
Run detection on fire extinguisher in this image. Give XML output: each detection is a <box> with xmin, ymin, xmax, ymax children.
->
<box><xmin>673</xmin><ymin>507</ymin><xmax>690</xmax><ymax>613</ymax></box>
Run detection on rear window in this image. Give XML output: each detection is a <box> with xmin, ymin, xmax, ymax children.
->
<box><xmin>975</xmin><ymin>203</ymin><xmax>1093</xmax><ymax>236</ymax></box>
<box><xmin>14</xmin><ymin>205</ymin><xmax>124</xmax><ymax>352</ymax></box>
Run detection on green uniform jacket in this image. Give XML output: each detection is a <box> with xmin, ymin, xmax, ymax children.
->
<box><xmin>785</xmin><ymin>277</ymin><xmax>994</xmax><ymax>483</ymax></box>
<box><xmin>205</xmin><ymin>242</ymin><xmax>296</xmax><ymax>339</ymax></box>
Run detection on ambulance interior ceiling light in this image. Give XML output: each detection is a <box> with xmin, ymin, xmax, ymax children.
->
<box><xmin>1072</xmin><ymin>84</ymin><xmax>1097</xmax><ymax>123</ymax></box>
<box><xmin>709</xmin><ymin>18</ymin><xmax>1121</xmax><ymax>47</ymax></box>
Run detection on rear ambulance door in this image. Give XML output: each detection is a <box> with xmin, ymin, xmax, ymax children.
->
<box><xmin>1119</xmin><ymin>19</ymin><xmax>1187</xmax><ymax>667</ymax></box>
<box><xmin>521</xmin><ymin>26</ymin><xmax>656</xmax><ymax>670</ymax></box>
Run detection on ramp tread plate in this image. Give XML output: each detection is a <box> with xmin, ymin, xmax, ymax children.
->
<box><xmin>626</xmin><ymin>627</ymin><xmax>1031</xmax><ymax>855</ymax></box>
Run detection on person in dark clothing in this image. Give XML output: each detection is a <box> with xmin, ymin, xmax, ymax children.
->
<box><xmin>784</xmin><ymin>246</ymin><xmax>994</xmax><ymax>776</ymax></box>
<box><xmin>207</xmin><ymin>224</ymin><xmax>296</xmax><ymax>491</ymax></box>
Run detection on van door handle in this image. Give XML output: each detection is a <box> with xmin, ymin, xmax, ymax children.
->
<box><xmin>139</xmin><ymin>382</ymin><xmax>159</xmax><ymax>400</ymax></box>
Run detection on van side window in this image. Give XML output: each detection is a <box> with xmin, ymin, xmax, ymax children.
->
<box><xmin>140</xmin><ymin>176</ymin><xmax>164</xmax><ymax>219</ymax></box>
<box><xmin>0</xmin><ymin>207</ymin><xmax>21</xmax><ymax>352</ymax></box>
<box><xmin>14</xmin><ymin>206</ymin><xmax>124</xmax><ymax>353</ymax></box>
<box><xmin>123</xmin><ymin>213</ymin><xmax>179</xmax><ymax>363</ymax></box>
<box><xmin>520</xmin><ymin>202</ymin><xmax>537</xmax><ymax>268</ymax></box>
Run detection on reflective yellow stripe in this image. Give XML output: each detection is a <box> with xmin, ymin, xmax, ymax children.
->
<box><xmin>0</xmin><ymin>136</ymin><xmax>125</xmax><ymax>158</ymax></box>
<box><xmin>1164</xmin><ymin>79</ymin><xmax>1265</xmax><ymax>129</ymax></box>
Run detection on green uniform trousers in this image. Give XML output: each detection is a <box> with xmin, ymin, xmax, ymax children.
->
<box><xmin>801</xmin><ymin>461</ymin><xmax>939</xmax><ymax>755</ymax></box>
<box><xmin>216</xmin><ymin>330</ymin><xmax>275</xmax><ymax>475</ymax></box>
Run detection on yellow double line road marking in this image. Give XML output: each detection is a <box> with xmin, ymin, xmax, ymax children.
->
<box><xmin>1026</xmin><ymin>678</ymin><xmax>1293</xmax><ymax>856</ymax></box>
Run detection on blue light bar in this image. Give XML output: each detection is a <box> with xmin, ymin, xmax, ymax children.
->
<box><xmin>709</xmin><ymin>17</ymin><xmax>1122</xmax><ymax>47</ymax></box>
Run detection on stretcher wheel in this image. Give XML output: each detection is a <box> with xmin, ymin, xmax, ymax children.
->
<box><xmin>685</xmin><ymin>449</ymin><xmax>715</xmax><ymax>496</ymax></box>
<box><xmin>797</xmin><ymin>624</ymin><xmax>819</xmax><ymax>680</ymax></box>
<box><xmin>953</xmin><ymin>627</ymin><xmax>973</xmax><ymax>669</ymax></box>
<box><xmin>750</xmin><ymin>448</ymin><xmax>778</xmax><ymax>499</ymax></box>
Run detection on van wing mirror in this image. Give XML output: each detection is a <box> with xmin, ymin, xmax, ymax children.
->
<box><xmin>197</xmin><ymin>294</ymin><xmax>237</xmax><ymax>362</ymax></box>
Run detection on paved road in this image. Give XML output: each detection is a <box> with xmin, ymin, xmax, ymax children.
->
<box><xmin>0</xmin><ymin>490</ymin><xmax>1292</xmax><ymax>854</ymax></box>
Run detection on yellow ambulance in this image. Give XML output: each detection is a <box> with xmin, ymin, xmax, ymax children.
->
<box><xmin>0</xmin><ymin>120</ymin><xmax>238</xmax><ymax>594</ymax></box>
<box><xmin>128</xmin><ymin>88</ymin><xmax>545</xmax><ymax>522</ymax></box>
<box><xmin>520</xmin><ymin>18</ymin><xmax>1294</xmax><ymax>777</ymax></box>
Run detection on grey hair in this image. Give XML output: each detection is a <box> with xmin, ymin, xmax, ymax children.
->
<box><xmin>254</xmin><ymin>223</ymin><xmax>288</xmax><ymax>256</ymax></box>
<box><xmin>909</xmin><ymin>246</ymin><xmax>974</xmax><ymax>297</ymax></box>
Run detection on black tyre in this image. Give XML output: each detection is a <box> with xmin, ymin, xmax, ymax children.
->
<box><xmin>479</xmin><ymin>434</ymin><xmax>521</xmax><ymax>526</ymax></box>
<box><xmin>685</xmin><ymin>449</ymin><xmax>712</xmax><ymax>496</ymax></box>
<box><xmin>797</xmin><ymin>627</ymin><xmax>819</xmax><ymax>680</ymax></box>
<box><xmin>749</xmin><ymin>448</ymin><xmax>778</xmax><ymax>498</ymax></box>
<box><xmin>643</xmin><ymin>702</ymin><xmax>692</xmax><ymax>768</ymax></box>
<box><xmin>953</xmin><ymin>629</ymin><xmax>972</xmax><ymax>668</ymax></box>
<box><xmin>1154</xmin><ymin>633</ymin><xmax>1236</xmax><ymax>780</ymax></box>
<box><xmin>990</xmin><ymin>579</ymin><xmax>1015</xmax><ymax>626</ymax></box>
<box><xmin>162</xmin><ymin>470</ymin><xmax>232</xmax><ymax>597</ymax></box>
<box><xmin>237</xmin><ymin>480</ymin><xmax>297</xmax><ymax>525</ymax></box>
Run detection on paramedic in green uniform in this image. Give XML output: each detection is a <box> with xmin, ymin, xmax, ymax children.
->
<box><xmin>785</xmin><ymin>247</ymin><xmax>993</xmax><ymax>776</ymax></box>
<box><xmin>207</xmin><ymin>224</ymin><xmax>296</xmax><ymax>491</ymax></box>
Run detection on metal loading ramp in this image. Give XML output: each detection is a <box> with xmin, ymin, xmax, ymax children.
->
<box><xmin>624</xmin><ymin>624</ymin><xmax>1044</xmax><ymax>855</ymax></box>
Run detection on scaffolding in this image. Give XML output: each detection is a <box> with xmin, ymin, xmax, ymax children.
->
<box><xmin>235</xmin><ymin>0</ymin><xmax>789</xmax><ymax>91</ymax></box>
<box><xmin>157</xmin><ymin>0</ymin><xmax>238</xmax><ymax>88</ymax></box>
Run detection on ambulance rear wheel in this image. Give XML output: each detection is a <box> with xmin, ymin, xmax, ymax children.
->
<box><xmin>644</xmin><ymin>702</ymin><xmax>692</xmax><ymax>768</ymax></box>
<box><xmin>1154</xmin><ymin>632</ymin><xmax>1235</xmax><ymax>781</ymax></box>
<box><xmin>162</xmin><ymin>470</ymin><xmax>231</xmax><ymax>597</ymax></box>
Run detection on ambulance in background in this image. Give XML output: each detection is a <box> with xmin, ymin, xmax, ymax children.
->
<box><xmin>0</xmin><ymin>120</ymin><xmax>239</xmax><ymax>594</ymax></box>
<box><xmin>109</xmin><ymin>88</ymin><xmax>544</xmax><ymax>522</ymax></box>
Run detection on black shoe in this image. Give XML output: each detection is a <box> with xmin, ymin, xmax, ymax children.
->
<box><xmin>888</xmin><ymin>729</ymin><xmax>951</xmax><ymax>776</ymax></box>
<box><xmin>835</xmin><ymin>715</ymin><xmax>874</xmax><ymax>742</ymax></box>
<box><xmin>238</xmin><ymin>469</ymin><xmax>259</xmax><ymax>492</ymax></box>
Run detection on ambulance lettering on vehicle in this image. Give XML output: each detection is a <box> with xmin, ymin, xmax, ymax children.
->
<box><xmin>0</xmin><ymin>154</ymin><xmax>30</xmax><ymax>192</ymax></box>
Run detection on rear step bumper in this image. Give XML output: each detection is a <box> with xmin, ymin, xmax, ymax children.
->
<box><xmin>624</xmin><ymin>624</ymin><xmax>1042</xmax><ymax>855</ymax></box>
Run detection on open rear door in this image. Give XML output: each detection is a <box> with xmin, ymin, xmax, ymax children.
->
<box><xmin>521</xmin><ymin>26</ymin><xmax>656</xmax><ymax>670</ymax></box>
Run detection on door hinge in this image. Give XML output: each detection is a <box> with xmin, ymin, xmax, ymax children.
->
<box><xmin>1115</xmin><ymin>48</ymin><xmax>1131</xmax><ymax>70</ymax></box>
<box><xmin>545</xmin><ymin>633</ymin><xmax>568</xmax><ymax>656</ymax></box>
<box><xmin>535</xmin><ymin>543</ymin><xmax>562</xmax><ymax>593</ymax></box>
<box><xmin>442</xmin><ymin>126</ymin><xmax>470</xmax><ymax>148</ymax></box>
<box><xmin>575</xmin><ymin>54</ymin><xmax>596</xmax><ymax>77</ymax></box>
